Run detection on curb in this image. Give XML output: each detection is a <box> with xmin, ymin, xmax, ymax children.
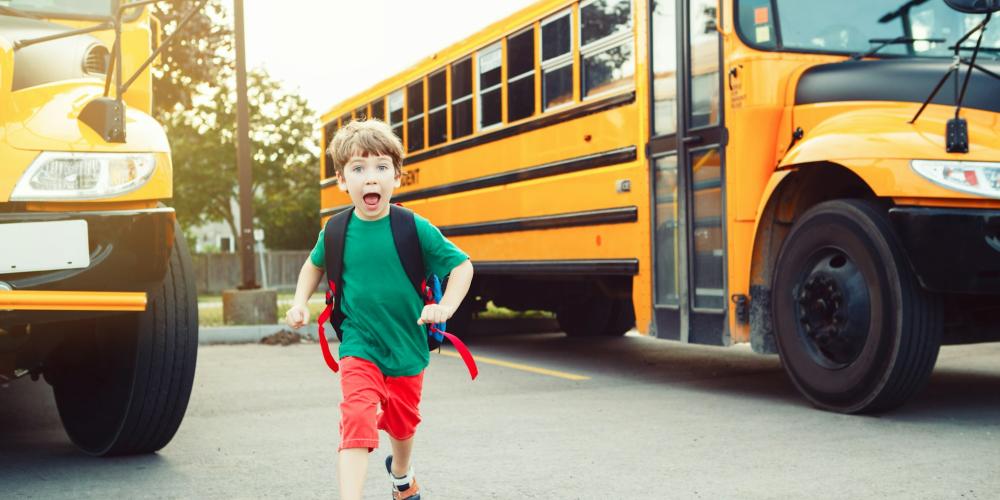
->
<box><xmin>199</xmin><ymin>323</ymin><xmax>319</xmax><ymax>345</ymax></box>
<box><xmin>197</xmin><ymin>318</ymin><xmax>560</xmax><ymax>345</ymax></box>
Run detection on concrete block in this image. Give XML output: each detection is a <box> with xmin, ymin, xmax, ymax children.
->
<box><xmin>222</xmin><ymin>288</ymin><xmax>277</xmax><ymax>325</ymax></box>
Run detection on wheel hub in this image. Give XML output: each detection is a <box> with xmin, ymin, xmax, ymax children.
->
<box><xmin>795</xmin><ymin>251</ymin><xmax>871</xmax><ymax>368</ymax></box>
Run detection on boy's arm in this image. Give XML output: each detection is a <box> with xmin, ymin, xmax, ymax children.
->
<box><xmin>418</xmin><ymin>259</ymin><xmax>474</xmax><ymax>325</ymax></box>
<box><xmin>286</xmin><ymin>260</ymin><xmax>325</xmax><ymax>328</ymax></box>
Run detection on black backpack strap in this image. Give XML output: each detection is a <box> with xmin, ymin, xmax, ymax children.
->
<box><xmin>389</xmin><ymin>205</ymin><xmax>426</xmax><ymax>298</ymax></box>
<box><xmin>323</xmin><ymin>208</ymin><xmax>353</xmax><ymax>340</ymax></box>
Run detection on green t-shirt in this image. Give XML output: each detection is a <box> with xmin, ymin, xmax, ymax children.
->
<box><xmin>309</xmin><ymin>211</ymin><xmax>469</xmax><ymax>376</ymax></box>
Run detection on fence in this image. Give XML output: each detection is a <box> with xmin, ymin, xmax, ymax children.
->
<box><xmin>192</xmin><ymin>250</ymin><xmax>310</xmax><ymax>294</ymax></box>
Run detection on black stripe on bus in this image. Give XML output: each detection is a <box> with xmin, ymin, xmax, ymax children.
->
<box><xmin>319</xmin><ymin>146</ymin><xmax>637</xmax><ymax>216</ymax></box>
<box><xmin>472</xmin><ymin>259</ymin><xmax>639</xmax><ymax>276</ymax></box>
<box><xmin>319</xmin><ymin>90</ymin><xmax>636</xmax><ymax>184</ymax></box>
<box><xmin>439</xmin><ymin>206</ymin><xmax>638</xmax><ymax>237</ymax></box>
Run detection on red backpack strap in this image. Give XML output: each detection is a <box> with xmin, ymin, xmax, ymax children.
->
<box><xmin>317</xmin><ymin>279</ymin><xmax>339</xmax><ymax>372</ymax></box>
<box><xmin>430</xmin><ymin>325</ymin><xmax>478</xmax><ymax>380</ymax></box>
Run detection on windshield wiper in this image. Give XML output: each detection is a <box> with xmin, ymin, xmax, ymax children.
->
<box><xmin>851</xmin><ymin>36</ymin><xmax>945</xmax><ymax>60</ymax></box>
<box><xmin>0</xmin><ymin>5</ymin><xmax>41</xmax><ymax>19</ymax></box>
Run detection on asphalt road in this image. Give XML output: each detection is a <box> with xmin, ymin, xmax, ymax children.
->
<box><xmin>2</xmin><ymin>329</ymin><xmax>999</xmax><ymax>499</ymax></box>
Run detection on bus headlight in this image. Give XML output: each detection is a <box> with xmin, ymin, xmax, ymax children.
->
<box><xmin>10</xmin><ymin>152</ymin><xmax>156</xmax><ymax>201</ymax></box>
<box><xmin>911</xmin><ymin>160</ymin><xmax>1000</xmax><ymax>199</ymax></box>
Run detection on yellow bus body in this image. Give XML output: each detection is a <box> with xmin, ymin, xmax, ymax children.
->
<box><xmin>319</xmin><ymin>0</ymin><xmax>1000</xmax><ymax>411</ymax></box>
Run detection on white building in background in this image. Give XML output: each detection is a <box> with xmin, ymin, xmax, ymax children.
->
<box><xmin>189</xmin><ymin>220</ymin><xmax>236</xmax><ymax>254</ymax></box>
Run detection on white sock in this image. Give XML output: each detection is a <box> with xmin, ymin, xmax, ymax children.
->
<box><xmin>391</xmin><ymin>465</ymin><xmax>414</xmax><ymax>488</ymax></box>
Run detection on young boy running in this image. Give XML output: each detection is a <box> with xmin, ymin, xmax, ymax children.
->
<box><xmin>286</xmin><ymin>119</ymin><xmax>473</xmax><ymax>500</ymax></box>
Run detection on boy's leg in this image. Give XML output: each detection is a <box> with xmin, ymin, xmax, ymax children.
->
<box><xmin>378</xmin><ymin>370</ymin><xmax>424</xmax><ymax>496</ymax></box>
<box><xmin>338</xmin><ymin>357</ymin><xmax>387</xmax><ymax>500</ymax></box>
<box><xmin>388</xmin><ymin>435</ymin><xmax>414</xmax><ymax>477</ymax></box>
<box><xmin>339</xmin><ymin>448</ymin><xmax>368</xmax><ymax>500</ymax></box>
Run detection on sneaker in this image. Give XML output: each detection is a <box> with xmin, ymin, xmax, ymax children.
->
<box><xmin>385</xmin><ymin>455</ymin><xmax>421</xmax><ymax>500</ymax></box>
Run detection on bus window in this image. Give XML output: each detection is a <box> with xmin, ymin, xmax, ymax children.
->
<box><xmin>689</xmin><ymin>147</ymin><xmax>723</xmax><ymax>310</ymax></box>
<box><xmin>654</xmin><ymin>154</ymin><xmax>680</xmax><ymax>306</ymax></box>
<box><xmin>507</xmin><ymin>27</ymin><xmax>536</xmax><ymax>122</ymax></box>
<box><xmin>651</xmin><ymin>0</ymin><xmax>677</xmax><ymax>136</ymax></box>
<box><xmin>688</xmin><ymin>0</ymin><xmax>720</xmax><ymax>128</ymax></box>
<box><xmin>340</xmin><ymin>113</ymin><xmax>351</xmax><ymax>128</ymax></box>
<box><xmin>451</xmin><ymin>57</ymin><xmax>474</xmax><ymax>139</ymax></box>
<box><xmin>323</xmin><ymin>121</ymin><xmax>338</xmax><ymax>178</ymax></box>
<box><xmin>355</xmin><ymin>105</ymin><xmax>368</xmax><ymax>120</ymax></box>
<box><xmin>478</xmin><ymin>43</ymin><xmax>502</xmax><ymax>129</ymax></box>
<box><xmin>541</xmin><ymin>9</ymin><xmax>573</xmax><ymax>110</ymax></box>
<box><xmin>407</xmin><ymin>80</ymin><xmax>425</xmax><ymax>152</ymax></box>
<box><xmin>428</xmin><ymin>69</ymin><xmax>448</xmax><ymax>147</ymax></box>
<box><xmin>371</xmin><ymin>97</ymin><xmax>386</xmax><ymax>121</ymax></box>
<box><xmin>736</xmin><ymin>0</ymin><xmax>777</xmax><ymax>49</ymax></box>
<box><xmin>580</xmin><ymin>0</ymin><xmax>634</xmax><ymax>98</ymax></box>
<box><xmin>389</xmin><ymin>89</ymin><xmax>404</xmax><ymax>142</ymax></box>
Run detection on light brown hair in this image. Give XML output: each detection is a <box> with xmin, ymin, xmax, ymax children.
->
<box><xmin>327</xmin><ymin>119</ymin><xmax>404</xmax><ymax>176</ymax></box>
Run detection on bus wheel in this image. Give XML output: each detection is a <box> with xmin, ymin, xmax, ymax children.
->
<box><xmin>557</xmin><ymin>294</ymin><xmax>615</xmax><ymax>337</ymax></box>
<box><xmin>48</xmin><ymin>225</ymin><xmax>198</xmax><ymax>456</ymax></box>
<box><xmin>771</xmin><ymin>199</ymin><xmax>941</xmax><ymax>414</ymax></box>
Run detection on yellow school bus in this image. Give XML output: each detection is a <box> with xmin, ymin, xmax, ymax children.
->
<box><xmin>0</xmin><ymin>1</ymin><xmax>200</xmax><ymax>454</ymax></box>
<box><xmin>319</xmin><ymin>0</ymin><xmax>1000</xmax><ymax>413</ymax></box>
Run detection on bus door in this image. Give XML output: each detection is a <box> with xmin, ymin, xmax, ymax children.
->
<box><xmin>648</xmin><ymin>0</ymin><xmax>727</xmax><ymax>344</ymax></box>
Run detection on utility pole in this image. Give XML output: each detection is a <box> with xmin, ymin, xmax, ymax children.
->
<box><xmin>233</xmin><ymin>0</ymin><xmax>257</xmax><ymax>290</ymax></box>
<box><xmin>223</xmin><ymin>0</ymin><xmax>275</xmax><ymax>325</ymax></box>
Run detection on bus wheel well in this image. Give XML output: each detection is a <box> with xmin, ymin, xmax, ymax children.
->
<box><xmin>748</xmin><ymin>162</ymin><xmax>879</xmax><ymax>354</ymax></box>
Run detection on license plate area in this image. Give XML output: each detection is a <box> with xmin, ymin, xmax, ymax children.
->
<box><xmin>0</xmin><ymin>220</ymin><xmax>91</xmax><ymax>274</ymax></box>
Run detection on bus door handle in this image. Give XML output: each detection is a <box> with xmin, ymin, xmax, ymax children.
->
<box><xmin>682</xmin><ymin>135</ymin><xmax>703</xmax><ymax>145</ymax></box>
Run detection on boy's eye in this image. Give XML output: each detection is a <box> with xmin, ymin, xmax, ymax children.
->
<box><xmin>378</xmin><ymin>165</ymin><xmax>389</xmax><ymax>171</ymax></box>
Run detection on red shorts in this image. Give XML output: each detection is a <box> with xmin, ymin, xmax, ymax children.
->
<box><xmin>338</xmin><ymin>356</ymin><xmax>424</xmax><ymax>452</ymax></box>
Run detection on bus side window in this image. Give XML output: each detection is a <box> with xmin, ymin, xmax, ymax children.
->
<box><xmin>428</xmin><ymin>69</ymin><xmax>448</xmax><ymax>146</ymax></box>
<box><xmin>451</xmin><ymin>58</ymin><xmax>474</xmax><ymax>139</ymax></box>
<box><xmin>371</xmin><ymin>97</ymin><xmax>386</xmax><ymax>122</ymax></box>
<box><xmin>580</xmin><ymin>0</ymin><xmax>634</xmax><ymax>99</ymax></box>
<box><xmin>507</xmin><ymin>27</ymin><xmax>536</xmax><ymax>122</ymax></box>
<box><xmin>541</xmin><ymin>9</ymin><xmax>573</xmax><ymax>110</ymax></box>
<box><xmin>389</xmin><ymin>90</ymin><xmax>404</xmax><ymax>142</ymax></box>
<box><xmin>478</xmin><ymin>43</ymin><xmax>503</xmax><ymax>130</ymax></box>
<box><xmin>323</xmin><ymin>121</ymin><xmax>338</xmax><ymax>178</ymax></box>
<box><xmin>407</xmin><ymin>80</ymin><xmax>425</xmax><ymax>152</ymax></box>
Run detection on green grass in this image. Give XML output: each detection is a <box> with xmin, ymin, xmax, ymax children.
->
<box><xmin>196</xmin><ymin>294</ymin><xmax>552</xmax><ymax>327</ymax></box>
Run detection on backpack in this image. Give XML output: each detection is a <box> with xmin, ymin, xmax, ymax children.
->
<box><xmin>316</xmin><ymin>205</ymin><xmax>478</xmax><ymax>379</ymax></box>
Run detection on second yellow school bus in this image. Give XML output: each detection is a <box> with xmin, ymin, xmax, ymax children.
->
<box><xmin>320</xmin><ymin>0</ymin><xmax>1000</xmax><ymax>413</ymax></box>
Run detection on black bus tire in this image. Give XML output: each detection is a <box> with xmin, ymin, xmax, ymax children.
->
<box><xmin>50</xmin><ymin>223</ymin><xmax>198</xmax><ymax>456</ymax></box>
<box><xmin>771</xmin><ymin>199</ymin><xmax>941</xmax><ymax>414</ymax></box>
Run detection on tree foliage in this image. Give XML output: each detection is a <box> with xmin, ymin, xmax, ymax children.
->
<box><xmin>169</xmin><ymin>69</ymin><xmax>320</xmax><ymax>250</ymax></box>
<box><xmin>151</xmin><ymin>0</ymin><xmax>232</xmax><ymax>119</ymax></box>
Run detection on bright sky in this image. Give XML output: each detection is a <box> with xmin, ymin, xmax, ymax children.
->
<box><xmin>242</xmin><ymin>0</ymin><xmax>539</xmax><ymax>116</ymax></box>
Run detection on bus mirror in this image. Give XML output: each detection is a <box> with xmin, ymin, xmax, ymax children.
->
<box><xmin>944</xmin><ymin>0</ymin><xmax>1000</xmax><ymax>14</ymax></box>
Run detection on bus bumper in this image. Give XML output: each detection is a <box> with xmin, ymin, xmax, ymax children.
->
<box><xmin>889</xmin><ymin>207</ymin><xmax>1000</xmax><ymax>294</ymax></box>
<box><xmin>0</xmin><ymin>207</ymin><xmax>174</xmax><ymax>326</ymax></box>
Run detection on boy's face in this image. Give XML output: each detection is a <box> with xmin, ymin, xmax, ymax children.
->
<box><xmin>336</xmin><ymin>153</ymin><xmax>400</xmax><ymax>221</ymax></box>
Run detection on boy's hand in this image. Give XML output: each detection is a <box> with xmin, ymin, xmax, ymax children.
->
<box><xmin>285</xmin><ymin>303</ymin><xmax>310</xmax><ymax>329</ymax></box>
<box><xmin>417</xmin><ymin>304</ymin><xmax>455</xmax><ymax>326</ymax></box>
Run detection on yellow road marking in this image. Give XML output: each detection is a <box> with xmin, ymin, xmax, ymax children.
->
<box><xmin>436</xmin><ymin>350</ymin><xmax>590</xmax><ymax>381</ymax></box>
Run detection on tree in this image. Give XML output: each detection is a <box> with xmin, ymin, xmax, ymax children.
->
<box><xmin>151</xmin><ymin>0</ymin><xmax>233</xmax><ymax>119</ymax></box>
<box><xmin>169</xmin><ymin>69</ymin><xmax>321</xmax><ymax>250</ymax></box>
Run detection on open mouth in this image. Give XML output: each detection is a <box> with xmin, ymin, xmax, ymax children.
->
<box><xmin>362</xmin><ymin>192</ymin><xmax>381</xmax><ymax>210</ymax></box>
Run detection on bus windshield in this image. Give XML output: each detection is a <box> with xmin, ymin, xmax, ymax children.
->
<box><xmin>1</xmin><ymin>0</ymin><xmax>115</xmax><ymax>18</ymax></box>
<box><xmin>739</xmin><ymin>0</ymin><xmax>1000</xmax><ymax>59</ymax></box>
